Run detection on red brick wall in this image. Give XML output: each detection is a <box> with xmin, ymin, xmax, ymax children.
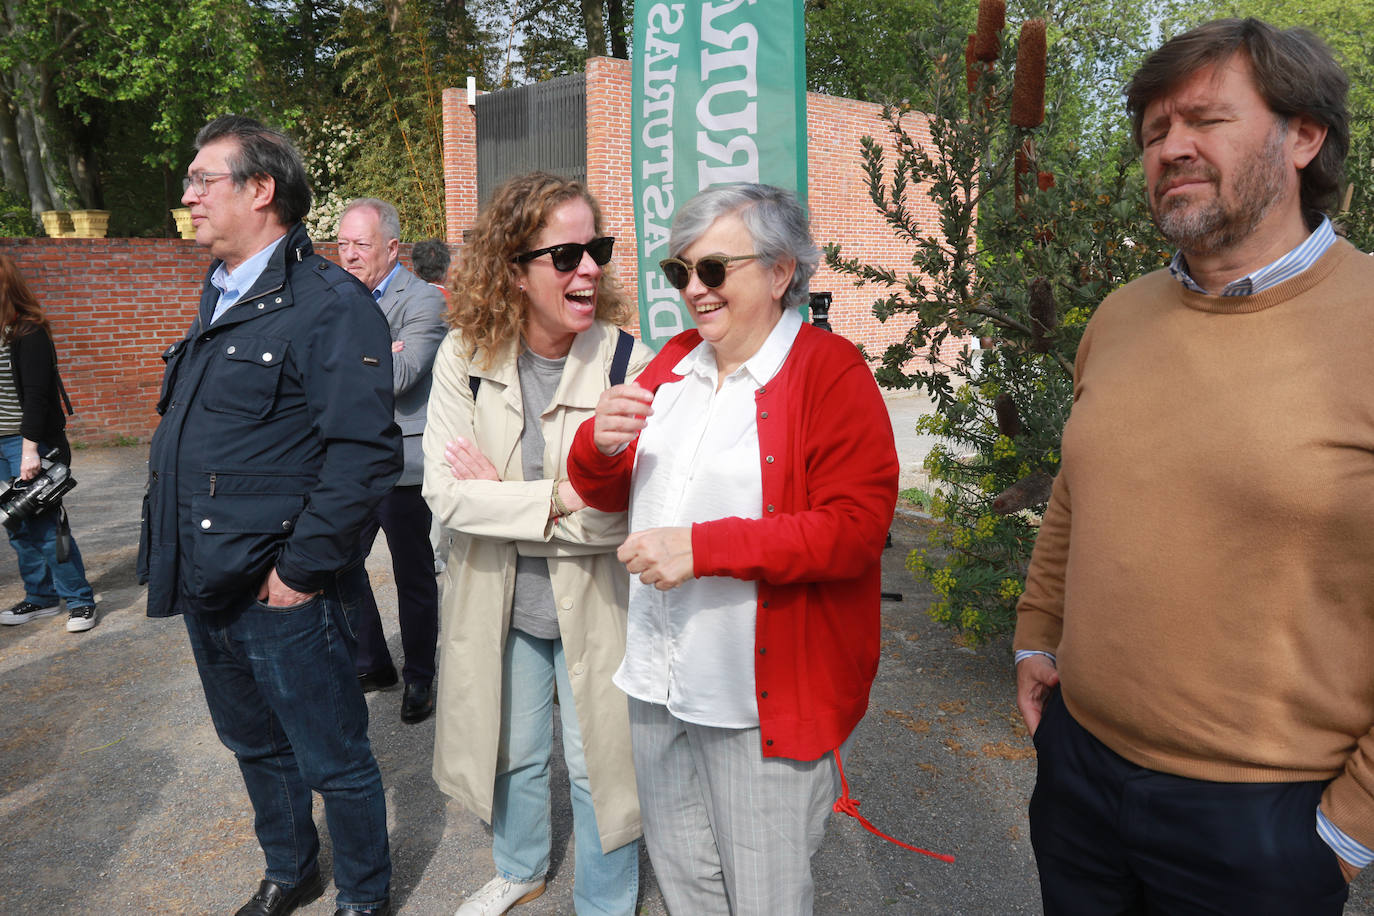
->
<box><xmin>804</xmin><ymin>91</ymin><xmax>971</xmax><ymax>363</ymax></box>
<box><xmin>0</xmin><ymin>238</ymin><xmax>202</xmax><ymax>444</ymax></box>
<box><xmin>0</xmin><ymin>237</ymin><xmax>420</xmax><ymax>444</ymax></box>
<box><xmin>443</xmin><ymin>58</ymin><xmax>968</xmax><ymax>363</ymax></box>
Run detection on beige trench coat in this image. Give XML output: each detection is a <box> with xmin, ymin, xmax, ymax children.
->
<box><xmin>422</xmin><ymin>319</ymin><xmax>652</xmax><ymax>854</ymax></box>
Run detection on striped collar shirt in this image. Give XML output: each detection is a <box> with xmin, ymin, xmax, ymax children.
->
<box><xmin>1168</xmin><ymin>217</ymin><xmax>1336</xmax><ymax>296</ymax></box>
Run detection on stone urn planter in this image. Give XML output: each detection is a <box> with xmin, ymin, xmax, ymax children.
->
<box><xmin>39</xmin><ymin>210</ymin><xmax>74</xmax><ymax>238</ymax></box>
<box><xmin>170</xmin><ymin>207</ymin><xmax>195</xmax><ymax>239</ymax></box>
<box><xmin>68</xmin><ymin>209</ymin><xmax>110</xmax><ymax>238</ymax></box>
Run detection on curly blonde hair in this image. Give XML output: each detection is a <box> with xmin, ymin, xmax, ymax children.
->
<box><xmin>447</xmin><ymin>172</ymin><xmax>629</xmax><ymax>366</ymax></box>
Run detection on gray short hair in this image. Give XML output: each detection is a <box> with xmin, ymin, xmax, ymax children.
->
<box><xmin>341</xmin><ymin>198</ymin><xmax>402</xmax><ymax>243</ymax></box>
<box><xmin>668</xmin><ymin>184</ymin><xmax>819</xmax><ymax>310</ymax></box>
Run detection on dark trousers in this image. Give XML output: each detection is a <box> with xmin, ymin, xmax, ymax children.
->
<box><xmin>183</xmin><ymin>563</ymin><xmax>391</xmax><ymax>909</ymax></box>
<box><xmin>354</xmin><ymin>485</ymin><xmax>438</xmax><ymax>686</ymax></box>
<box><xmin>1030</xmin><ymin>690</ymin><xmax>1348</xmax><ymax>915</ymax></box>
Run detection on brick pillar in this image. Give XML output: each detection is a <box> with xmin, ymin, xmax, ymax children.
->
<box><xmin>442</xmin><ymin>86</ymin><xmax>478</xmax><ymax>244</ymax></box>
<box><xmin>584</xmin><ymin>57</ymin><xmax>640</xmax><ymax>335</ymax></box>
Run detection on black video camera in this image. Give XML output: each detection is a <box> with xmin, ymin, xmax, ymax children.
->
<box><xmin>0</xmin><ymin>448</ymin><xmax>77</xmax><ymax>532</ymax></box>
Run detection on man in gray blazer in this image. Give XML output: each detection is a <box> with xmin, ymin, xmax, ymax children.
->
<box><xmin>337</xmin><ymin>198</ymin><xmax>447</xmax><ymax>723</ymax></box>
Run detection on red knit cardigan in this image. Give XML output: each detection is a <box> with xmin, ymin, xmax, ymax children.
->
<box><xmin>568</xmin><ymin>324</ymin><xmax>899</xmax><ymax>761</ymax></box>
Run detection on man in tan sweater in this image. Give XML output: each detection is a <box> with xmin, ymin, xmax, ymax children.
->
<box><xmin>1014</xmin><ymin>19</ymin><xmax>1373</xmax><ymax>914</ymax></box>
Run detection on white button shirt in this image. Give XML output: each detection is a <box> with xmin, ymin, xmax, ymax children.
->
<box><xmin>614</xmin><ymin>308</ymin><xmax>802</xmax><ymax>728</ymax></box>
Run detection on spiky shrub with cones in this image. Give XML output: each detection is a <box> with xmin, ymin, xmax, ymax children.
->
<box><xmin>826</xmin><ymin>2</ymin><xmax>1168</xmax><ymax>640</ymax></box>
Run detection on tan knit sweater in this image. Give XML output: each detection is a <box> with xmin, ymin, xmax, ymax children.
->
<box><xmin>1015</xmin><ymin>239</ymin><xmax>1374</xmax><ymax>848</ymax></box>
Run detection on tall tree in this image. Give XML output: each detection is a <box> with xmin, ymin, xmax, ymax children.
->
<box><xmin>0</xmin><ymin>0</ymin><xmax>265</xmax><ymax>224</ymax></box>
<box><xmin>805</xmin><ymin>0</ymin><xmax>949</xmax><ymax>102</ymax></box>
<box><xmin>500</xmin><ymin>0</ymin><xmax>631</xmax><ymax>84</ymax></box>
<box><xmin>327</xmin><ymin>0</ymin><xmax>499</xmax><ymax>238</ymax></box>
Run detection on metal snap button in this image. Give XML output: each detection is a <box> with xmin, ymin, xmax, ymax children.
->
<box><xmin>261</xmin><ymin>352</ymin><xmax>273</xmax><ymax>362</ymax></box>
<box><xmin>200</xmin><ymin>518</ymin><xmax>211</xmax><ymax>529</ymax></box>
<box><xmin>226</xmin><ymin>345</ymin><xmax>236</xmax><ymax>355</ymax></box>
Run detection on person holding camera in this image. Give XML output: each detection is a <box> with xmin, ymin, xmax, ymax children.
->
<box><xmin>0</xmin><ymin>253</ymin><xmax>97</xmax><ymax>632</ymax></box>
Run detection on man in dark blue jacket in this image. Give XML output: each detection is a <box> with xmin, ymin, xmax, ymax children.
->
<box><xmin>139</xmin><ymin>115</ymin><xmax>401</xmax><ymax>916</ymax></box>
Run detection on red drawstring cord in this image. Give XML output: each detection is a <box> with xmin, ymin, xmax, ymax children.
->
<box><xmin>832</xmin><ymin>747</ymin><xmax>956</xmax><ymax>863</ymax></box>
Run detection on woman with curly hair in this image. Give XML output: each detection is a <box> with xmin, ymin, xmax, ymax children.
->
<box><xmin>0</xmin><ymin>254</ymin><xmax>97</xmax><ymax>631</ymax></box>
<box><xmin>422</xmin><ymin>172</ymin><xmax>651</xmax><ymax>916</ymax></box>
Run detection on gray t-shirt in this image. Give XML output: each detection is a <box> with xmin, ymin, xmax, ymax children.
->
<box><xmin>510</xmin><ymin>346</ymin><xmax>566</xmax><ymax>640</ymax></box>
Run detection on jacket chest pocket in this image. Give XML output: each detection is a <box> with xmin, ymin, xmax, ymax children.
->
<box><xmin>202</xmin><ymin>337</ymin><xmax>289</xmax><ymax>419</ymax></box>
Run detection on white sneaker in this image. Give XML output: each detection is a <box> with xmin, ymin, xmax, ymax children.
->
<box><xmin>66</xmin><ymin>604</ymin><xmax>98</xmax><ymax>632</ymax></box>
<box><xmin>0</xmin><ymin>600</ymin><xmax>60</xmax><ymax>625</ymax></box>
<box><xmin>455</xmin><ymin>875</ymin><xmax>546</xmax><ymax>915</ymax></box>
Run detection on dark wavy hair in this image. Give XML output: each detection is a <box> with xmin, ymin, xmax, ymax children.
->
<box><xmin>1126</xmin><ymin>18</ymin><xmax>1349</xmax><ymax>227</ymax></box>
<box><xmin>447</xmin><ymin>172</ymin><xmax>628</xmax><ymax>367</ymax></box>
<box><xmin>0</xmin><ymin>254</ymin><xmax>48</xmax><ymax>342</ymax></box>
<box><xmin>196</xmin><ymin>115</ymin><xmax>312</xmax><ymax>226</ymax></box>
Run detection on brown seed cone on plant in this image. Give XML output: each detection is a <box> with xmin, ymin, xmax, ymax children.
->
<box><xmin>1029</xmin><ymin>277</ymin><xmax>1057</xmax><ymax>351</ymax></box>
<box><xmin>973</xmin><ymin>0</ymin><xmax>1005</xmax><ymax>62</ymax></box>
<box><xmin>1010</xmin><ymin>20</ymin><xmax>1047</xmax><ymax>128</ymax></box>
<box><xmin>994</xmin><ymin>393</ymin><xmax>1023</xmax><ymax>438</ymax></box>
<box><xmin>992</xmin><ymin>471</ymin><xmax>1054</xmax><ymax>515</ymax></box>
<box><xmin>1037</xmin><ymin>171</ymin><xmax>1055</xmax><ymax>190</ymax></box>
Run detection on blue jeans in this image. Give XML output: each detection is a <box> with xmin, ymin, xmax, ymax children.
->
<box><xmin>183</xmin><ymin>563</ymin><xmax>391</xmax><ymax>910</ymax></box>
<box><xmin>494</xmin><ymin>628</ymin><xmax>639</xmax><ymax>916</ymax></box>
<box><xmin>0</xmin><ymin>436</ymin><xmax>94</xmax><ymax>607</ymax></box>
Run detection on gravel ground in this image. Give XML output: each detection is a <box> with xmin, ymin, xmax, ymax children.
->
<box><xmin>1</xmin><ymin>440</ymin><xmax>1370</xmax><ymax>914</ymax></box>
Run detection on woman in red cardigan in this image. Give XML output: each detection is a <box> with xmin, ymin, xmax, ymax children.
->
<box><xmin>567</xmin><ymin>184</ymin><xmax>898</xmax><ymax>915</ymax></box>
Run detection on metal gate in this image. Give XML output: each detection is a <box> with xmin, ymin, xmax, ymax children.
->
<box><xmin>476</xmin><ymin>73</ymin><xmax>587</xmax><ymax>205</ymax></box>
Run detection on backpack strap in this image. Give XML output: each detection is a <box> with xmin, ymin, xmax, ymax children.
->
<box><xmin>45</xmin><ymin>332</ymin><xmax>73</xmax><ymax>416</ymax></box>
<box><xmin>469</xmin><ymin>330</ymin><xmax>631</xmax><ymax>399</ymax></box>
<box><xmin>610</xmin><ymin>328</ymin><xmax>634</xmax><ymax>386</ymax></box>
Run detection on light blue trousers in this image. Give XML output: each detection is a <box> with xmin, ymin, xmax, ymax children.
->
<box><xmin>493</xmin><ymin>628</ymin><xmax>639</xmax><ymax>915</ymax></box>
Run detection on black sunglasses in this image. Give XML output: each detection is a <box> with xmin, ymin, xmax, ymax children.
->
<box><xmin>513</xmin><ymin>236</ymin><xmax>615</xmax><ymax>272</ymax></box>
<box><xmin>658</xmin><ymin>254</ymin><xmax>758</xmax><ymax>290</ymax></box>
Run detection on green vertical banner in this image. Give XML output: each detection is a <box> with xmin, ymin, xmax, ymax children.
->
<box><xmin>631</xmin><ymin>0</ymin><xmax>808</xmax><ymax>350</ymax></box>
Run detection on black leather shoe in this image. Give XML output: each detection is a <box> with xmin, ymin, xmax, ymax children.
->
<box><xmin>400</xmin><ymin>680</ymin><xmax>435</xmax><ymax>723</ymax></box>
<box><xmin>333</xmin><ymin>904</ymin><xmax>391</xmax><ymax>916</ymax></box>
<box><xmin>357</xmin><ymin>666</ymin><xmax>399</xmax><ymax>692</ymax></box>
<box><xmin>234</xmin><ymin>872</ymin><xmax>325</xmax><ymax>916</ymax></box>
